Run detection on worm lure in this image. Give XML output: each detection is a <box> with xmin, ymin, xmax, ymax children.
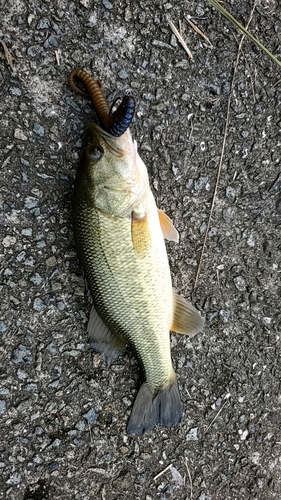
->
<box><xmin>68</xmin><ymin>68</ymin><xmax>135</xmax><ymax>137</ymax></box>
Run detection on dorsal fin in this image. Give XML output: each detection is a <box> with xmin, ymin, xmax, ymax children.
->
<box><xmin>170</xmin><ymin>290</ymin><xmax>204</xmax><ymax>337</ymax></box>
<box><xmin>158</xmin><ymin>209</ymin><xmax>179</xmax><ymax>242</ymax></box>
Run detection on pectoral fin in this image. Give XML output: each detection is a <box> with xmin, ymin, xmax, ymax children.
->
<box><xmin>131</xmin><ymin>213</ymin><xmax>151</xmax><ymax>254</ymax></box>
<box><xmin>87</xmin><ymin>305</ymin><xmax>127</xmax><ymax>364</ymax></box>
<box><xmin>158</xmin><ymin>208</ymin><xmax>179</xmax><ymax>243</ymax></box>
<box><xmin>170</xmin><ymin>290</ymin><xmax>205</xmax><ymax>337</ymax></box>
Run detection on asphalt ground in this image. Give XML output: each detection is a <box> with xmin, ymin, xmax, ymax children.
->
<box><xmin>1</xmin><ymin>1</ymin><xmax>281</xmax><ymax>499</ymax></box>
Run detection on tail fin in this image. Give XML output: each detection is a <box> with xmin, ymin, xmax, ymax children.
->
<box><xmin>127</xmin><ymin>379</ymin><xmax>182</xmax><ymax>435</ymax></box>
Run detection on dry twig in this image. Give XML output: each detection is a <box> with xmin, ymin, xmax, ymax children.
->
<box><xmin>153</xmin><ymin>463</ymin><xmax>172</xmax><ymax>481</ymax></box>
<box><xmin>185</xmin><ymin>16</ymin><xmax>213</xmax><ymax>46</ymax></box>
<box><xmin>193</xmin><ymin>2</ymin><xmax>257</xmax><ymax>290</ymax></box>
<box><xmin>0</xmin><ymin>39</ymin><xmax>15</xmax><ymax>67</ymax></box>
<box><xmin>168</xmin><ymin>19</ymin><xmax>193</xmax><ymax>59</ymax></box>
<box><xmin>185</xmin><ymin>458</ymin><xmax>193</xmax><ymax>499</ymax></box>
<box><xmin>205</xmin><ymin>400</ymin><xmax>229</xmax><ymax>433</ymax></box>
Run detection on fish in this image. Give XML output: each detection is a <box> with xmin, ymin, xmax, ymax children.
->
<box><xmin>69</xmin><ymin>69</ymin><xmax>205</xmax><ymax>435</ymax></box>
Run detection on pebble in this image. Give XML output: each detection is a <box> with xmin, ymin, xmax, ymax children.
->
<box><xmin>219</xmin><ymin>309</ymin><xmax>230</xmax><ymax>322</ymax></box>
<box><xmin>44</xmin><ymin>35</ymin><xmax>59</xmax><ymax>48</ymax></box>
<box><xmin>6</xmin><ymin>473</ymin><xmax>21</xmax><ymax>485</ymax></box>
<box><xmin>14</xmin><ymin>128</ymin><xmax>27</xmax><ymax>141</ymax></box>
<box><xmin>186</xmin><ymin>427</ymin><xmax>198</xmax><ymax>441</ymax></box>
<box><xmin>0</xmin><ymin>321</ymin><xmax>7</xmax><ymax>332</ymax></box>
<box><xmin>33</xmin><ymin>298</ymin><xmax>45</xmax><ymax>312</ymax></box>
<box><xmin>102</xmin><ymin>0</ymin><xmax>113</xmax><ymax>9</ymax></box>
<box><xmin>30</xmin><ymin>273</ymin><xmax>43</xmax><ymax>285</ymax></box>
<box><xmin>234</xmin><ymin>276</ymin><xmax>247</xmax><ymax>292</ymax></box>
<box><xmin>83</xmin><ymin>408</ymin><xmax>97</xmax><ymax>424</ymax></box>
<box><xmin>24</xmin><ymin>196</ymin><xmax>38</xmax><ymax>209</ymax></box>
<box><xmin>9</xmin><ymin>87</ymin><xmax>22</xmax><ymax>96</ymax></box>
<box><xmin>194</xmin><ymin>176</ymin><xmax>208</xmax><ymax>190</ymax></box>
<box><xmin>226</xmin><ymin>186</ymin><xmax>236</xmax><ymax>200</ymax></box>
<box><xmin>0</xmin><ymin>400</ymin><xmax>6</xmax><ymax>413</ymax></box>
<box><xmin>11</xmin><ymin>344</ymin><xmax>33</xmax><ymax>364</ymax></box>
<box><xmin>118</xmin><ymin>69</ymin><xmax>128</xmax><ymax>79</ymax></box>
<box><xmin>27</xmin><ymin>45</ymin><xmax>45</xmax><ymax>58</ymax></box>
<box><xmin>33</xmin><ymin>123</ymin><xmax>45</xmax><ymax>137</ymax></box>
<box><xmin>24</xmin><ymin>257</ymin><xmax>35</xmax><ymax>266</ymax></box>
<box><xmin>2</xmin><ymin>235</ymin><xmax>16</xmax><ymax>247</ymax></box>
<box><xmin>36</xmin><ymin>17</ymin><xmax>51</xmax><ymax>29</ymax></box>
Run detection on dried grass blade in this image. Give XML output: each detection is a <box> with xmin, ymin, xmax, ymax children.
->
<box><xmin>168</xmin><ymin>19</ymin><xmax>193</xmax><ymax>59</ymax></box>
<box><xmin>185</xmin><ymin>16</ymin><xmax>213</xmax><ymax>46</ymax></box>
<box><xmin>208</xmin><ymin>0</ymin><xmax>281</xmax><ymax>69</ymax></box>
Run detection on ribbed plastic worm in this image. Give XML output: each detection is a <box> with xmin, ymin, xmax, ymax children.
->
<box><xmin>68</xmin><ymin>68</ymin><xmax>135</xmax><ymax>137</ymax></box>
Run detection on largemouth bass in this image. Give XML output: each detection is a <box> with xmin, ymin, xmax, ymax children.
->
<box><xmin>70</xmin><ymin>70</ymin><xmax>204</xmax><ymax>434</ymax></box>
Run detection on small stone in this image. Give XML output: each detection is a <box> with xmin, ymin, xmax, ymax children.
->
<box><xmin>0</xmin><ymin>322</ymin><xmax>7</xmax><ymax>332</ymax></box>
<box><xmin>194</xmin><ymin>176</ymin><xmax>208</xmax><ymax>190</ymax></box>
<box><xmin>36</xmin><ymin>17</ymin><xmax>51</xmax><ymax>29</ymax></box>
<box><xmin>11</xmin><ymin>345</ymin><xmax>32</xmax><ymax>364</ymax></box>
<box><xmin>44</xmin><ymin>35</ymin><xmax>59</xmax><ymax>48</ymax></box>
<box><xmin>46</xmin><ymin>256</ymin><xmax>57</xmax><ymax>267</ymax></box>
<box><xmin>0</xmin><ymin>401</ymin><xmax>6</xmax><ymax>413</ymax></box>
<box><xmin>24</xmin><ymin>196</ymin><xmax>38</xmax><ymax>209</ymax></box>
<box><xmin>219</xmin><ymin>309</ymin><xmax>230</xmax><ymax>322</ymax></box>
<box><xmin>24</xmin><ymin>257</ymin><xmax>35</xmax><ymax>266</ymax></box>
<box><xmin>33</xmin><ymin>298</ymin><xmax>45</xmax><ymax>312</ymax></box>
<box><xmin>21</xmin><ymin>228</ymin><xmax>32</xmax><ymax>236</ymax></box>
<box><xmin>206</xmin><ymin>311</ymin><xmax>218</xmax><ymax>322</ymax></box>
<box><xmin>118</xmin><ymin>69</ymin><xmax>128</xmax><ymax>79</ymax></box>
<box><xmin>9</xmin><ymin>87</ymin><xmax>22</xmax><ymax>96</ymax></box>
<box><xmin>6</xmin><ymin>473</ymin><xmax>21</xmax><ymax>485</ymax></box>
<box><xmin>30</xmin><ymin>273</ymin><xmax>43</xmax><ymax>285</ymax></box>
<box><xmin>239</xmin><ymin>429</ymin><xmax>249</xmax><ymax>441</ymax></box>
<box><xmin>186</xmin><ymin>427</ymin><xmax>198</xmax><ymax>441</ymax></box>
<box><xmin>33</xmin><ymin>123</ymin><xmax>45</xmax><ymax>137</ymax></box>
<box><xmin>14</xmin><ymin>128</ymin><xmax>27</xmax><ymax>140</ymax></box>
<box><xmin>234</xmin><ymin>276</ymin><xmax>246</xmax><ymax>292</ymax></box>
<box><xmin>102</xmin><ymin>0</ymin><xmax>113</xmax><ymax>9</ymax></box>
<box><xmin>2</xmin><ymin>235</ymin><xmax>16</xmax><ymax>247</ymax></box>
<box><xmin>83</xmin><ymin>408</ymin><xmax>97</xmax><ymax>424</ymax></box>
<box><xmin>226</xmin><ymin>186</ymin><xmax>236</xmax><ymax>199</ymax></box>
<box><xmin>170</xmin><ymin>33</ymin><xmax>177</xmax><ymax>47</ymax></box>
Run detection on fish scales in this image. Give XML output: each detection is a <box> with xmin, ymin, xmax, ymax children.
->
<box><xmin>73</xmin><ymin>181</ymin><xmax>175</xmax><ymax>388</ymax></box>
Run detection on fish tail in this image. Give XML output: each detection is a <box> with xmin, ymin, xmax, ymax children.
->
<box><xmin>127</xmin><ymin>378</ymin><xmax>182</xmax><ymax>435</ymax></box>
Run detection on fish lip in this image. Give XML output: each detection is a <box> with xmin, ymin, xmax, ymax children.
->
<box><xmin>86</xmin><ymin>122</ymin><xmax>127</xmax><ymax>158</ymax></box>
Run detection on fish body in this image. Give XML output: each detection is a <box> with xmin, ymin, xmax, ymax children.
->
<box><xmin>72</xmin><ymin>123</ymin><xmax>204</xmax><ymax>434</ymax></box>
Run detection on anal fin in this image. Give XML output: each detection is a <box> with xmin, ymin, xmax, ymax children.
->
<box><xmin>87</xmin><ymin>305</ymin><xmax>126</xmax><ymax>364</ymax></box>
<box><xmin>171</xmin><ymin>290</ymin><xmax>205</xmax><ymax>337</ymax></box>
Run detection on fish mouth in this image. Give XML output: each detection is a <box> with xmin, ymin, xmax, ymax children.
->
<box><xmin>87</xmin><ymin>123</ymin><xmax>134</xmax><ymax>159</ymax></box>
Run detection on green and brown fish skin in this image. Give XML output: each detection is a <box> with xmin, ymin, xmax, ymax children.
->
<box><xmin>72</xmin><ymin>122</ymin><xmax>204</xmax><ymax>435</ymax></box>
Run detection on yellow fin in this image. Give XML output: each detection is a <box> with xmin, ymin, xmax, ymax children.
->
<box><xmin>170</xmin><ymin>290</ymin><xmax>205</xmax><ymax>337</ymax></box>
<box><xmin>131</xmin><ymin>212</ymin><xmax>151</xmax><ymax>254</ymax></box>
<box><xmin>158</xmin><ymin>208</ymin><xmax>179</xmax><ymax>242</ymax></box>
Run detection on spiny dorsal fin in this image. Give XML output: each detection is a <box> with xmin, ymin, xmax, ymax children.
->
<box><xmin>87</xmin><ymin>305</ymin><xmax>127</xmax><ymax>364</ymax></box>
<box><xmin>170</xmin><ymin>289</ymin><xmax>204</xmax><ymax>337</ymax></box>
<box><xmin>158</xmin><ymin>208</ymin><xmax>179</xmax><ymax>243</ymax></box>
<box><xmin>131</xmin><ymin>212</ymin><xmax>151</xmax><ymax>254</ymax></box>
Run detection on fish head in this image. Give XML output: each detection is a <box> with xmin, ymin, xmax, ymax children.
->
<box><xmin>79</xmin><ymin>123</ymin><xmax>149</xmax><ymax>217</ymax></box>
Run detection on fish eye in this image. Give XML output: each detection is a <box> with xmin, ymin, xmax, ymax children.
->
<box><xmin>88</xmin><ymin>144</ymin><xmax>104</xmax><ymax>161</ymax></box>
